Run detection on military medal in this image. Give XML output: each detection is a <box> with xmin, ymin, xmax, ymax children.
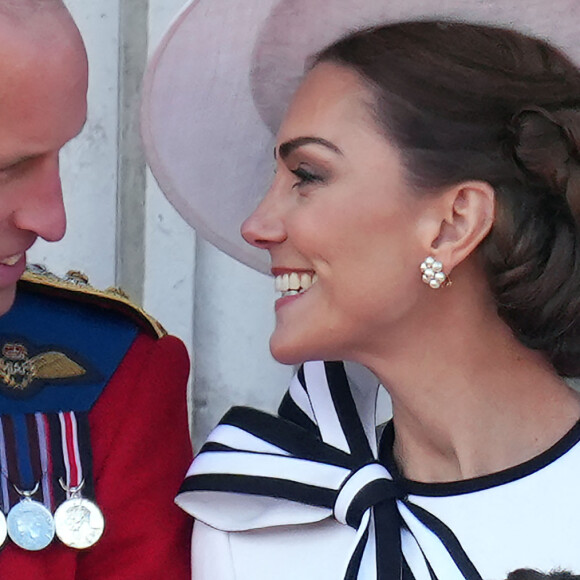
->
<box><xmin>1</xmin><ymin>414</ymin><xmax>57</xmax><ymax>551</ymax></box>
<box><xmin>7</xmin><ymin>484</ymin><xmax>55</xmax><ymax>551</ymax></box>
<box><xmin>54</xmin><ymin>480</ymin><xmax>104</xmax><ymax>549</ymax></box>
<box><xmin>54</xmin><ymin>410</ymin><xmax>106</xmax><ymax>549</ymax></box>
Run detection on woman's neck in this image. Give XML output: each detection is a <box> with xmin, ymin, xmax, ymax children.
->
<box><xmin>357</xmin><ymin>292</ymin><xmax>580</xmax><ymax>483</ymax></box>
<box><xmin>389</xmin><ymin>368</ymin><xmax>580</xmax><ymax>482</ymax></box>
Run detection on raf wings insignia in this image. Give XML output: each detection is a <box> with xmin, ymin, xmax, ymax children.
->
<box><xmin>0</xmin><ymin>342</ymin><xmax>87</xmax><ymax>395</ymax></box>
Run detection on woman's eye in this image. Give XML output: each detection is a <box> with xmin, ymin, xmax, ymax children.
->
<box><xmin>290</xmin><ymin>166</ymin><xmax>322</xmax><ymax>188</ymax></box>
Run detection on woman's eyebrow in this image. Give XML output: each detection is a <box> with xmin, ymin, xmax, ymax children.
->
<box><xmin>275</xmin><ymin>136</ymin><xmax>343</xmax><ymax>159</ymax></box>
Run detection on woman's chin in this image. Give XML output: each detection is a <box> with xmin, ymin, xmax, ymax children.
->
<box><xmin>269</xmin><ymin>331</ymin><xmax>340</xmax><ymax>366</ymax></box>
<box><xmin>269</xmin><ymin>327</ymin><xmax>318</xmax><ymax>365</ymax></box>
<box><xmin>269</xmin><ymin>336</ymin><xmax>306</xmax><ymax>366</ymax></box>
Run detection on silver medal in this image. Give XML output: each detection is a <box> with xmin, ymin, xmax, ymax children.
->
<box><xmin>7</xmin><ymin>497</ymin><xmax>55</xmax><ymax>550</ymax></box>
<box><xmin>54</xmin><ymin>496</ymin><xmax>104</xmax><ymax>549</ymax></box>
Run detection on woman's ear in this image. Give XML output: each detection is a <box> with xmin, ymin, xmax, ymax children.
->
<box><xmin>429</xmin><ymin>180</ymin><xmax>495</xmax><ymax>271</ymax></box>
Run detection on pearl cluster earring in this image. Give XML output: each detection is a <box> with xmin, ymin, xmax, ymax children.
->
<box><xmin>420</xmin><ymin>256</ymin><xmax>448</xmax><ymax>289</ymax></box>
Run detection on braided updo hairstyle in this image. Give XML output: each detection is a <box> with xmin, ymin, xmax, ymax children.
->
<box><xmin>315</xmin><ymin>22</ymin><xmax>580</xmax><ymax>376</ymax></box>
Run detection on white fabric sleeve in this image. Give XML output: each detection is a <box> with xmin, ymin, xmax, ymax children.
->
<box><xmin>191</xmin><ymin>520</ymin><xmax>236</xmax><ymax>580</ymax></box>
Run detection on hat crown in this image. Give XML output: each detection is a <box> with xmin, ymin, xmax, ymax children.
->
<box><xmin>142</xmin><ymin>0</ymin><xmax>580</xmax><ymax>274</ymax></box>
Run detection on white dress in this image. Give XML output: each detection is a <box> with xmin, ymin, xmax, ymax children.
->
<box><xmin>179</xmin><ymin>361</ymin><xmax>580</xmax><ymax>580</ymax></box>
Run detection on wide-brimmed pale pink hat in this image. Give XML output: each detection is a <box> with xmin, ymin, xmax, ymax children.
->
<box><xmin>141</xmin><ymin>0</ymin><xmax>580</xmax><ymax>274</ymax></box>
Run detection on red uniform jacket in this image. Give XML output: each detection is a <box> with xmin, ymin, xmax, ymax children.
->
<box><xmin>0</xmin><ymin>272</ymin><xmax>192</xmax><ymax>579</ymax></box>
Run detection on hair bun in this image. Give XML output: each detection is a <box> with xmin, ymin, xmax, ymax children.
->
<box><xmin>511</xmin><ymin>106</ymin><xmax>580</xmax><ymax>221</ymax></box>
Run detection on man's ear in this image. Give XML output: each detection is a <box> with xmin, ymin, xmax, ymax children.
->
<box><xmin>428</xmin><ymin>181</ymin><xmax>495</xmax><ymax>271</ymax></box>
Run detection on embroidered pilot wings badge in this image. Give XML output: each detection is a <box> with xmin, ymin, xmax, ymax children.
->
<box><xmin>0</xmin><ymin>343</ymin><xmax>86</xmax><ymax>393</ymax></box>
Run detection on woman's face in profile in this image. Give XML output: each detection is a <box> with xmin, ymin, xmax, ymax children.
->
<box><xmin>242</xmin><ymin>62</ymin><xmax>437</xmax><ymax>365</ymax></box>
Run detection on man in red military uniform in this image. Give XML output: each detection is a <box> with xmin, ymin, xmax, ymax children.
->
<box><xmin>0</xmin><ymin>1</ymin><xmax>192</xmax><ymax>577</ymax></box>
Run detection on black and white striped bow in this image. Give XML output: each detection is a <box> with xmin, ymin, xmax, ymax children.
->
<box><xmin>176</xmin><ymin>360</ymin><xmax>483</xmax><ymax>580</ymax></box>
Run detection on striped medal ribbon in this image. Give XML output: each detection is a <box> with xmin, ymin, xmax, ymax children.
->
<box><xmin>176</xmin><ymin>360</ymin><xmax>484</xmax><ymax>580</ymax></box>
<box><xmin>0</xmin><ymin>411</ymin><xmax>101</xmax><ymax>550</ymax></box>
<box><xmin>54</xmin><ymin>412</ymin><xmax>104</xmax><ymax>549</ymax></box>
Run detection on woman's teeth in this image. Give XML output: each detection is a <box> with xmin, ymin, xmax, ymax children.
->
<box><xmin>0</xmin><ymin>254</ymin><xmax>22</xmax><ymax>266</ymax></box>
<box><xmin>275</xmin><ymin>272</ymin><xmax>318</xmax><ymax>297</ymax></box>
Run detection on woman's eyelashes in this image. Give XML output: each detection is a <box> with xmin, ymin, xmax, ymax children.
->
<box><xmin>290</xmin><ymin>164</ymin><xmax>325</xmax><ymax>189</ymax></box>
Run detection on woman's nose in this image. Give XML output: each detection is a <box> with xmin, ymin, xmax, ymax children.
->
<box><xmin>241</xmin><ymin>190</ymin><xmax>287</xmax><ymax>250</ymax></box>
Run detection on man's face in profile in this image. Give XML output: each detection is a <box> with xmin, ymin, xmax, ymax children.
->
<box><xmin>0</xmin><ymin>1</ymin><xmax>88</xmax><ymax>315</ymax></box>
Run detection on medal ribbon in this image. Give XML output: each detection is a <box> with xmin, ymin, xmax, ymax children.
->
<box><xmin>0</xmin><ymin>413</ymin><xmax>52</xmax><ymax>511</ymax></box>
<box><xmin>11</xmin><ymin>414</ymin><xmax>35</xmax><ymax>490</ymax></box>
<box><xmin>0</xmin><ymin>411</ymin><xmax>95</xmax><ymax>513</ymax></box>
<box><xmin>176</xmin><ymin>361</ymin><xmax>483</xmax><ymax>580</ymax></box>
<box><xmin>0</xmin><ymin>418</ymin><xmax>10</xmax><ymax>513</ymax></box>
<box><xmin>35</xmin><ymin>412</ymin><xmax>54</xmax><ymax>511</ymax></box>
<box><xmin>59</xmin><ymin>411</ymin><xmax>82</xmax><ymax>495</ymax></box>
<box><xmin>52</xmin><ymin>411</ymin><xmax>95</xmax><ymax>503</ymax></box>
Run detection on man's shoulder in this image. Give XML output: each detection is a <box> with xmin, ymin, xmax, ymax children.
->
<box><xmin>15</xmin><ymin>266</ymin><xmax>166</xmax><ymax>339</ymax></box>
<box><xmin>0</xmin><ymin>266</ymin><xmax>175</xmax><ymax>414</ymax></box>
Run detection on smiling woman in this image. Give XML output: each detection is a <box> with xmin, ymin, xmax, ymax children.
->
<box><xmin>242</xmin><ymin>62</ymin><xmax>437</xmax><ymax>365</ymax></box>
<box><xmin>141</xmin><ymin>0</ymin><xmax>580</xmax><ymax>578</ymax></box>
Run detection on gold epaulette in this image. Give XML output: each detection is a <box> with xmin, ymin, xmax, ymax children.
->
<box><xmin>19</xmin><ymin>266</ymin><xmax>167</xmax><ymax>339</ymax></box>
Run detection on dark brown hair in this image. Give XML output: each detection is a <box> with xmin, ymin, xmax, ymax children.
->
<box><xmin>315</xmin><ymin>21</ymin><xmax>580</xmax><ymax>375</ymax></box>
<box><xmin>507</xmin><ymin>569</ymin><xmax>580</xmax><ymax>580</ymax></box>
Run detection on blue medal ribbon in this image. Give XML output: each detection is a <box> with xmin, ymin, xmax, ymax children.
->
<box><xmin>11</xmin><ymin>414</ymin><xmax>35</xmax><ymax>491</ymax></box>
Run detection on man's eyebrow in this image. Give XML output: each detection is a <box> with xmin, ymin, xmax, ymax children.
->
<box><xmin>275</xmin><ymin>136</ymin><xmax>343</xmax><ymax>160</ymax></box>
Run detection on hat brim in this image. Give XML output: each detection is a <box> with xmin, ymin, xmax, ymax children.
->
<box><xmin>141</xmin><ymin>0</ymin><xmax>580</xmax><ymax>274</ymax></box>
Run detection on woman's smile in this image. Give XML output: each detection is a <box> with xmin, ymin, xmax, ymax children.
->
<box><xmin>274</xmin><ymin>270</ymin><xmax>318</xmax><ymax>297</ymax></box>
<box><xmin>273</xmin><ymin>269</ymin><xmax>318</xmax><ymax>312</ymax></box>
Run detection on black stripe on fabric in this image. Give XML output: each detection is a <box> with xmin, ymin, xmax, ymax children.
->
<box><xmin>26</xmin><ymin>414</ymin><xmax>43</xmax><ymax>504</ymax></box>
<box><xmin>75</xmin><ymin>412</ymin><xmax>95</xmax><ymax>501</ymax></box>
<box><xmin>380</xmin><ymin>418</ymin><xmax>580</xmax><ymax>497</ymax></box>
<box><xmin>278</xmin><ymin>392</ymin><xmax>320</xmax><ymax>437</ymax></box>
<box><xmin>345</xmin><ymin>477</ymin><xmax>405</xmax><ymax>529</ymax></box>
<box><xmin>402</xmin><ymin>557</ymin><xmax>416</xmax><ymax>580</ymax></box>
<box><xmin>221</xmin><ymin>406</ymin><xmax>353</xmax><ymax>467</ymax></box>
<box><xmin>198</xmin><ymin>440</ymin><xmax>333</xmax><ymax>460</ymax></box>
<box><xmin>426</xmin><ymin>558</ymin><xmax>438</xmax><ymax>580</ymax></box>
<box><xmin>179</xmin><ymin>474</ymin><xmax>336</xmax><ymax>509</ymax></box>
<box><xmin>293</xmin><ymin>364</ymin><xmax>326</xmax><ymax>438</ymax></box>
<box><xmin>404</xmin><ymin>520</ymin><xmax>439</xmax><ymax>580</ymax></box>
<box><xmin>404</xmin><ymin>501</ymin><xmax>483</xmax><ymax>580</ymax></box>
<box><xmin>199</xmin><ymin>442</ymin><xmax>237</xmax><ymax>453</ymax></box>
<box><xmin>47</xmin><ymin>413</ymin><xmax>66</xmax><ymax>507</ymax></box>
<box><xmin>375</xmin><ymin>499</ymin><xmax>403</xmax><ymax>580</ymax></box>
<box><xmin>402</xmin><ymin>556</ymin><xmax>436</xmax><ymax>580</ymax></box>
<box><xmin>344</xmin><ymin>525</ymin><xmax>369</xmax><ymax>580</ymax></box>
<box><xmin>199</xmin><ymin>441</ymin><xmax>330</xmax><ymax>459</ymax></box>
<box><xmin>297</xmin><ymin>365</ymin><xmax>306</xmax><ymax>391</ymax></box>
<box><xmin>295</xmin><ymin>364</ymin><xmax>326</xmax><ymax>433</ymax></box>
<box><xmin>324</xmin><ymin>361</ymin><xmax>374</xmax><ymax>462</ymax></box>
